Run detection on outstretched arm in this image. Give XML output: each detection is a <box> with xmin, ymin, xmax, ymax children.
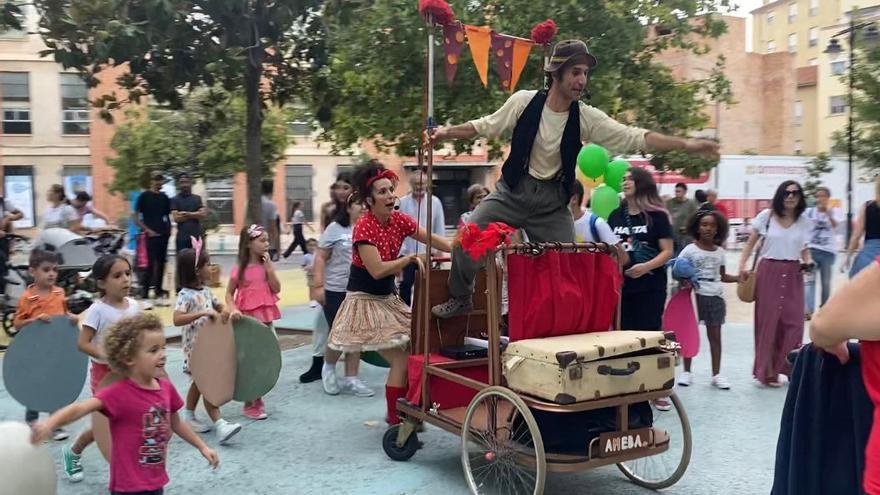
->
<box><xmin>645</xmin><ymin>133</ymin><xmax>720</xmax><ymax>161</ymax></box>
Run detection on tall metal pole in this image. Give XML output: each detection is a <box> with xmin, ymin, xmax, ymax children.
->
<box><xmin>420</xmin><ymin>13</ymin><xmax>435</xmax><ymax>413</ymax></box>
<box><xmin>847</xmin><ymin>16</ymin><xmax>855</xmax><ymax>244</ymax></box>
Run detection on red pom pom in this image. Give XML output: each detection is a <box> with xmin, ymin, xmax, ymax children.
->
<box><xmin>530</xmin><ymin>19</ymin><xmax>558</xmax><ymax>45</ymax></box>
<box><xmin>460</xmin><ymin>222</ymin><xmax>515</xmax><ymax>261</ymax></box>
<box><xmin>419</xmin><ymin>0</ymin><xmax>456</xmax><ymax>26</ymax></box>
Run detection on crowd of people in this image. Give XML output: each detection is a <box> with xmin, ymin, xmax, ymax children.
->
<box><xmin>7</xmin><ymin>35</ymin><xmax>880</xmax><ymax>495</ymax></box>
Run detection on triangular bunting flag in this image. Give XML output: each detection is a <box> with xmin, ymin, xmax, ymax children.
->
<box><xmin>491</xmin><ymin>32</ymin><xmax>515</xmax><ymax>92</ymax></box>
<box><xmin>443</xmin><ymin>22</ymin><xmax>466</xmax><ymax>86</ymax></box>
<box><xmin>464</xmin><ymin>25</ymin><xmax>491</xmax><ymax>87</ymax></box>
<box><xmin>510</xmin><ymin>38</ymin><xmax>534</xmax><ymax>93</ymax></box>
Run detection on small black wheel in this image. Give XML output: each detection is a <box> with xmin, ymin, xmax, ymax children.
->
<box><xmin>382</xmin><ymin>424</ymin><xmax>420</xmax><ymax>462</ymax></box>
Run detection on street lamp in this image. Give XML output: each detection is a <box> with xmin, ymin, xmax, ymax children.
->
<box><xmin>824</xmin><ymin>16</ymin><xmax>878</xmax><ymax>244</ymax></box>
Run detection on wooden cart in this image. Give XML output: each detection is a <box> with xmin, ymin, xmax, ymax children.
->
<box><xmin>382</xmin><ymin>242</ymin><xmax>692</xmax><ymax>494</ymax></box>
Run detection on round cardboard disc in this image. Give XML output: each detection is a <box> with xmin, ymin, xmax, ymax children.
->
<box><xmin>2</xmin><ymin>316</ymin><xmax>87</xmax><ymax>412</ymax></box>
<box><xmin>91</xmin><ymin>371</ymin><xmax>123</xmax><ymax>462</ymax></box>
<box><xmin>190</xmin><ymin>318</ymin><xmax>237</xmax><ymax>407</ymax></box>
<box><xmin>0</xmin><ymin>422</ymin><xmax>57</xmax><ymax>495</ymax></box>
<box><xmin>232</xmin><ymin>316</ymin><xmax>282</xmax><ymax>402</ymax></box>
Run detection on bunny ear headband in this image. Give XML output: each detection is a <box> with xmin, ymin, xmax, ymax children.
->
<box><xmin>191</xmin><ymin>236</ymin><xmax>204</xmax><ymax>268</ymax></box>
<box><xmin>247</xmin><ymin>224</ymin><xmax>265</xmax><ymax>239</ymax></box>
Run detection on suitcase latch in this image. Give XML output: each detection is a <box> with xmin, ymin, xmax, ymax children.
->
<box><xmin>568</xmin><ymin>365</ymin><xmax>583</xmax><ymax>380</ymax></box>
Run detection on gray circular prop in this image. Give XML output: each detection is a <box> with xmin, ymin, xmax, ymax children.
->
<box><xmin>3</xmin><ymin>317</ymin><xmax>87</xmax><ymax>412</ymax></box>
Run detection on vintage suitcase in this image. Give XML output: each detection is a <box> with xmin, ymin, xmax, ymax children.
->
<box><xmin>503</xmin><ymin>331</ymin><xmax>675</xmax><ymax>404</ymax></box>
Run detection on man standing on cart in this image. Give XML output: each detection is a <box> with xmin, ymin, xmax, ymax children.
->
<box><xmin>429</xmin><ymin>39</ymin><xmax>721</xmax><ymax>318</ymax></box>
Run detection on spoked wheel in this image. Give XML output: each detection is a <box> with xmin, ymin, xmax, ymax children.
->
<box><xmin>2</xmin><ymin>308</ymin><xmax>15</xmax><ymax>338</ymax></box>
<box><xmin>461</xmin><ymin>386</ymin><xmax>546</xmax><ymax>495</ymax></box>
<box><xmin>617</xmin><ymin>392</ymin><xmax>692</xmax><ymax>489</ymax></box>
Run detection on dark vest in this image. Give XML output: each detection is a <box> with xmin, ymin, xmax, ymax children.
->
<box><xmin>501</xmin><ymin>90</ymin><xmax>582</xmax><ymax>203</ymax></box>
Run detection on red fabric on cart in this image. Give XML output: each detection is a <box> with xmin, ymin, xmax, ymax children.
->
<box><xmin>507</xmin><ymin>251</ymin><xmax>622</xmax><ymax>341</ymax></box>
<box><xmin>406</xmin><ymin>354</ymin><xmax>488</xmax><ymax>409</ymax></box>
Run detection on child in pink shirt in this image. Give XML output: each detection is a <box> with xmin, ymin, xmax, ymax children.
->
<box><xmin>31</xmin><ymin>314</ymin><xmax>218</xmax><ymax>494</ymax></box>
<box><xmin>226</xmin><ymin>224</ymin><xmax>281</xmax><ymax>420</ymax></box>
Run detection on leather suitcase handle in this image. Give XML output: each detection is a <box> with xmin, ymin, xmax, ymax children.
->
<box><xmin>597</xmin><ymin>362</ymin><xmax>641</xmax><ymax>376</ymax></box>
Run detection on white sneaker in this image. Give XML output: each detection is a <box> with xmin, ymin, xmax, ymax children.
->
<box><xmin>711</xmin><ymin>375</ymin><xmax>731</xmax><ymax>390</ymax></box>
<box><xmin>341</xmin><ymin>377</ymin><xmax>375</xmax><ymax>397</ymax></box>
<box><xmin>183</xmin><ymin>410</ymin><xmax>212</xmax><ymax>433</ymax></box>
<box><xmin>140</xmin><ymin>299</ymin><xmax>154</xmax><ymax>310</ymax></box>
<box><xmin>322</xmin><ymin>365</ymin><xmax>340</xmax><ymax>395</ymax></box>
<box><xmin>309</xmin><ymin>300</ymin><xmax>319</xmax><ymax>308</ymax></box>
<box><xmin>652</xmin><ymin>398</ymin><xmax>673</xmax><ymax>412</ymax></box>
<box><xmin>215</xmin><ymin>420</ymin><xmax>242</xmax><ymax>445</ymax></box>
<box><xmin>52</xmin><ymin>428</ymin><xmax>70</xmax><ymax>441</ymax></box>
<box><xmin>677</xmin><ymin>371</ymin><xmax>693</xmax><ymax>387</ymax></box>
<box><xmin>157</xmin><ymin>296</ymin><xmax>171</xmax><ymax>307</ymax></box>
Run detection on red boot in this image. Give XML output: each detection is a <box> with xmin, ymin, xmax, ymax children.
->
<box><xmin>385</xmin><ymin>385</ymin><xmax>408</xmax><ymax>425</ymax></box>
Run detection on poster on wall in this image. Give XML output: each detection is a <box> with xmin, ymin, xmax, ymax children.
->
<box><xmin>4</xmin><ymin>174</ymin><xmax>35</xmax><ymax>228</ymax></box>
<box><xmin>63</xmin><ymin>175</ymin><xmax>93</xmax><ymax>199</ymax></box>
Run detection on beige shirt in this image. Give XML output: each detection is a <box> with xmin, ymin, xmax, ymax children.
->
<box><xmin>469</xmin><ymin>90</ymin><xmax>649</xmax><ymax>180</ymax></box>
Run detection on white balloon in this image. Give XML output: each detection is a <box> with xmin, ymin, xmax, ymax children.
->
<box><xmin>0</xmin><ymin>421</ymin><xmax>57</xmax><ymax>495</ymax></box>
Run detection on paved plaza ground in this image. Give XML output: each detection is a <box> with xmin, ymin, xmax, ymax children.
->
<box><xmin>0</xmin><ymin>250</ymin><xmax>849</xmax><ymax>494</ymax></box>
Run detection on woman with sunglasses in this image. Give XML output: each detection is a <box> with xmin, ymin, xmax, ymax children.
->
<box><xmin>739</xmin><ymin>180</ymin><xmax>813</xmax><ymax>387</ymax></box>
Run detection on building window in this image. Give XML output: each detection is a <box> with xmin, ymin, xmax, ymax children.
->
<box><xmin>205</xmin><ymin>179</ymin><xmax>234</xmax><ymax>225</ymax></box>
<box><xmin>285</xmin><ymin>165</ymin><xmax>314</xmax><ymax>222</ymax></box>
<box><xmin>60</xmin><ymin>74</ymin><xmax>89</xmax><ymax>135</ymax></box>
<box><xmin>829</xmin><ymin>95</ymin><xmax>847</xmax><ymax>115</ymax></box>
<box><xmin>809</xmin><ymin>58</ymin><xmax>818</xmax><ymax>66</ymax></box>
<box><xmin>831</xmin><ymin>60</ymin><xmax>847</xmax><ymax>75</ymax></box>
<box><xmin>809</xmin><ymin>0</ymin><xmax>819</xmax><ymax>16</ymax></box>
<box><xmin>3</xmin><ymin>166</ymin><xmax>35</xmax><ymax>228</ymax></box>
<box><xmin>788</xmin><ymin>33</ymin><xmax>797</xmax><ymax>52</ymax></box>
<box><xmin>768</xmin><ymin>11</ymin><xmax>775</xmax><ymax>25</ymax></box>
<box><xmin>788</xmin><ymin>3</ymin><xmax>797</xmax><ymax>23</ymax></box>
<box><xmin>809</xmin><ymin>27</ymin><xmax>818</xmax><ymax>47</ymax></box>
<box><xmin>767</xmin><ymin>40</ymin><xmax>776</xmax><ymax>53</ymax></box>
<box><xmin>794</xmin><ymin>101</ymin><xmax>803</xmax><ymax>125</ymax></box>
<box><xmin>0</xmin><ymin>6</ymin><xmax>25</xmax><ymax>38</ymax></box>
<box><xmin>1</xmin><ymin>72</ymin><xmax>31</xmax><ymax>134</ymax></box>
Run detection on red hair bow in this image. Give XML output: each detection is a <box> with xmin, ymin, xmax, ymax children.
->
<box><xmin>459</xmin><ymin>222</ymin><xmax>516</xmax><ymax>261</ymax></box>
<box><xmin>366</xmin><ymin>169</ymin><xmax>399</xmax><ymax>189</ymax></box>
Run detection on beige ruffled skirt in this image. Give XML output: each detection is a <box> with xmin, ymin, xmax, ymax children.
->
<box><xmin>328</xmin><ymin>291</ymin><xmax>411</xmax><ymax>352</ymax></box>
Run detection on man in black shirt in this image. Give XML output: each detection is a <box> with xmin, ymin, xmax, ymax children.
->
<box><xmin>135</xmin><ymin>171</ymin><xmax>172</xmax><ymax>305</ymax></box>
<box><xmin>170</xmin><ymin>172</ymin><xmax>206</xmax><ymax>253</ymax></box>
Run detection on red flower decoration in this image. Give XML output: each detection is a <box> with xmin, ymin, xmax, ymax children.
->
<box><xmin>530</xmin><ymin>19</ymin><xmax>558</xmax><ymax>45</ymax></box>
<box><xmin>459</xmin><ymin>222</ymin><xmax>516</xmax><ymax>261</ymax></box>
<box><xmin>419</xmin><ymin>0</ymin><xmax>455</xmax><ymax>26</ymax></box>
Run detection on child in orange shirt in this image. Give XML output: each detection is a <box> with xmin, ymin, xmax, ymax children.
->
<box><xmin>13</xmin><ymin>248</ymin><xmax>78</xmax><ymax>439</ymax></box>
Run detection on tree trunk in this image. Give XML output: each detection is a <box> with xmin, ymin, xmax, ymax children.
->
<box><xmin>244</xmin><ymin>54</ymin><xmax>264</xmax><ymax>225</ymax></box>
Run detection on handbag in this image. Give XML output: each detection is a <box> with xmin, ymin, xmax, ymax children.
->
<box><xmin>624</xmin><ymin>212</ymin><xmax>660</xmax><ymax>264</ymax></box>
<box><xmin>737</xmin><ymin>225</ymin><xmax>766</xmax><ymax>303</ymax></box>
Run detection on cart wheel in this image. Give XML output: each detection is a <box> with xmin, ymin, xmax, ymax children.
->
<box><xmin>382</xmin><ymin>424</ymin><xmax>420</xmax><ymax>462</ymax></box>
<box><xmin>617</xmin><ymin>392</ymin><xmax>692</xmax><ymax>490</ymax></box>
<box><xmin>461</xmin><ymin>386</ymin><xmax>546</xmax><ymax>495</ymax></box>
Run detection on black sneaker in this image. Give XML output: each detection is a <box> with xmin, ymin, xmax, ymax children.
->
<box><xmin>431</xmin><ymin>296</ymin><xmax>473</xmax><ymax>319</ymax></box>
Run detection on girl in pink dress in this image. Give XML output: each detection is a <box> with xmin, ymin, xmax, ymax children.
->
<box><xmin>226</xmin><ymin>224</ymin><xmax>281</xmax><ymax>420</ymax></box>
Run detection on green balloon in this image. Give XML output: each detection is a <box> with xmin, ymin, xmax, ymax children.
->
<box><xmin>605</xmin><ymin>159</ymin><xmax>631</xmax><ymax>193</ymax></box>
<box><xmin>361</xmin><ymin>351</ymin><xmax>390</xmax><ymax>368</ymax></box>
<box><xmin>591</xmin><ymin>185</ymin><xmax>620</xmax><ymax>220</ymax></box>
<box><xmin>577</xmin><ymin>144</ymin><xmax>609</xmax><ymax>179</ymax></box>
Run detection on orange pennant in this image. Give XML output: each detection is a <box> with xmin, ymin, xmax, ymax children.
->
<box><xmin>510</xmin><ymin>38</ymin><xmax>534</xmax><ymax>93</ymax></box>
<box><xmin>464</xmin><ymin>25</ymin><xmax>491</xmax><ymax>87</ymax></box>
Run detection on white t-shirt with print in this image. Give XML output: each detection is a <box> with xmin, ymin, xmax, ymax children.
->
<box><xmin>804</xmin><ymin>206</ymin><xmax>842</xmax><ymax>253</ymax></box>
<box><xmin>573</xmin><ymin>210</ymin><xmax>619</xmax><ymax>245</ymax></box>
<box><xmin>81</xmin><ymin>297</ymin><xmax>142</xmax><ymax>363</ymax></box>
<box><xmin>42</xmin><ymin>204</ymin><xmax>78</xmax><ymax>229</ymax></box>
<box><xmin>678</xmin><ymin>243</ymin><xmax>726</xmax><ymax>297</ymax></box>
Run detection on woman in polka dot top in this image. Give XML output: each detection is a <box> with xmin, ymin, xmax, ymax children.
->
<box><xmin>326</xmin><ymin>160</ymin><xmax>452</xmax><ymax>425</ymax></box>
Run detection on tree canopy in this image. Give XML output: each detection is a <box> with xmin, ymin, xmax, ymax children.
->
<box><xmin>313</xmin><ymin>0</ymin><xmax>734</xmax><ymax>174</ymax></box>
<box><xmin>108</xmin><ymin>89</ymin><xmax>288</xmax><ymax>193</ymax></box>
<box><xmin>833</xmin><ymin>42</ymin><xmax>880</xmax><ymax>172</ymax></box>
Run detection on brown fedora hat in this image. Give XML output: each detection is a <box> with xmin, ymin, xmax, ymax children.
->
<box><xmin>544</xmin><ymin>39</ymin><xmax>598</xmax><ymax>72</ymax></box>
